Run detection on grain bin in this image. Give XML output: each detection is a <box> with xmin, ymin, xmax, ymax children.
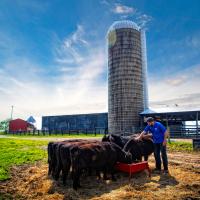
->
<box><xmin>107</xmin><ymin>20</ymin><xmax>148</xmax><ymax>135</ymax></box>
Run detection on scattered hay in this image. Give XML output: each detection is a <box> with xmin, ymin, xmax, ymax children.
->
<box><xmin>0</xmin><ymin>152</ymin><xmax>200</xmax><ymax>200</ymax></box>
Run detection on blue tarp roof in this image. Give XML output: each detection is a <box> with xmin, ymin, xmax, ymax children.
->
<box><xmin>27</xmin><ymin>116</ymin><xmax>36</xmax><ymax>123</ymax></box>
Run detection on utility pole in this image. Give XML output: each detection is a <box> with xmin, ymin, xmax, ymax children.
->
<box><xmin>11</xmin><ymin>105</ymin><xmax>14</xmax><ymax>120</ymax></box>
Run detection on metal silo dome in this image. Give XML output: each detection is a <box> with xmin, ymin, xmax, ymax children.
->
<box><xmin>108</xmin><ymin>20</ymin><xmax>140</xmax><ymax>33</ymax></box>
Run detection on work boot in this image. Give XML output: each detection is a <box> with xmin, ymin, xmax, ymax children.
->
<box><xmin>154</xmin><ymin>168</ymin><xmax>161</xmax><ymax>174</ymax></box>
<box><xmin>163</xmin><ymin>169</ymin><xmax>169</xmax><ymax>175</ymax></box>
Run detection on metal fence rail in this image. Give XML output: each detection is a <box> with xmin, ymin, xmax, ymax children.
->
<box><xmin>5</xmin><ymin>127</ymin><xmax>200</xmax><ymax>138</ymax></box>
<box><xmin>6</xmin><ymin>127</ymin><xmax>108</xmax><ymax>136</ymax></box>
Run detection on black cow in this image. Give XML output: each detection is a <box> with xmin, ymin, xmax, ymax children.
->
<box><xmin>123</xmin><ymin>137</ymin><xmax>154</xmax><ymax>162</ymax></box>
<box><xmin>47</xmin><ymin>139</ymin><xmax>84</xmax><ymax>177</ymax></box>
<box><xmin>48</xmin><ymin>141</ymin><xmax>68</xmax><ymax>176</ymax></box>
<box><xmin>56</xmin><ymin>140</ymin><xmax>99</xmax><ymax>184</ymax></box>
<box><xmin>47</xmin><ymin>141</ymin><xmax>55</xmax><ymax>175</ymax></box>
<box><xmin>71</xmin><ymin>142</ymin><xmax>132</xmax><ymax>190</ymax></box>
<box><xmin>102</xmin><ymin>134</ymin><xmax>130</xmax><ymax>148</ymax></box>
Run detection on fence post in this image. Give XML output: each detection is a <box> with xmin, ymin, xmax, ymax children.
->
<box><xmin>104</xmin><ymin>128</ymin><xmax>108</xmax><ymax>135</ymax></box>
<box><xmin>196</xmin><ymin>112</ymin><xmax>199</xmax><ymax>137</ymax></box>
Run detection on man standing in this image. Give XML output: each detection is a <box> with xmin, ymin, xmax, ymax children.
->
<box><xmin>137</xmin><ymin>117</ymin><xmax>169</xmax><ymax>173</ymax></box>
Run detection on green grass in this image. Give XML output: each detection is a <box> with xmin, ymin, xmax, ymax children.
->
<box><xmin>3</xmin><ymin>133</ymin><xmax>103</xmax><ymax>138</ymax></box>
<box><xmin>168</xmin><ymin>141</ymin><xmax>193</xmax><ymax>152</ymax></box>
<box><xmin>0</xmin><ymin>138</ymin><xmax>48</xmax><ymax>181</ymax></box>
<box><xmin>0</xmin><ymin>137</ymin><xmax>194</xmax><ymax>181</ymax></box>
<box><xmin>0</xmin><ymin>131</ymin><xmax>5</xmax><ymax>135</ymax></box>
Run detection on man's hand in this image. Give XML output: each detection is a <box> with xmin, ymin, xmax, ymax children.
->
<box><xmin>134</xmin><ymin>132</ymin><xmax>143</xmax><ymax>141</ymax></box>
<box><xmin>162</xmin><ymin>139</ymin><xmax>167</xmax><ymax>146</ymax></box>
<box><xmin>135</xmin><ymin>136</ymin><xmax>142</xmax><ymax>141</ymax></box>
<box><xmin>143</xmin><ymin>133</ymin><xmax>152</xmax><ymax>140</ymax></box>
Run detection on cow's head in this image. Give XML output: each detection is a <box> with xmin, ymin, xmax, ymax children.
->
<box><xmin>125</xmin><ymin>151</ymin><xmax>132</xmax><ymax>164</ymax></box>
<box><xmin>102</xmin><ymin>135</ymin><xmax>110</xmax><ymax>142</ymax></box>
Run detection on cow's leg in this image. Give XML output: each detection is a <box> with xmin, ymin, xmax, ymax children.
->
<box><xmin>47</xmin><ymin>144</ymin><xmax>53</xmax><ymax>175</ymax></box>
<box><xmin>137</xmin><ymin>156</ymin><xmax>142</xmax><ymax>162</ymax></box>
<box><xmin>144</xmin><ymin>155</ymin><xmax>148</xmax><ymax>161</ymax></box>
<box><xmin>96</xmin><ymin>170</ymin><xmax>101</xmax><ymax>179</ymax></box>
<box><xmin>54</xmin><ymin>163</ymin><xmax>62</xmax><ymax>181</ymax></box>
<box><xmin>62</xmin><ymin>161</ymin><xmax>71</xmax><ymax>185</ymax></box>
<box><xmin>111</xmin><ymin>171</ymin><xmax>117</xmax><ymax>181</ymax></box>
<box><xmin>48</xmin><ymin>160</ymin><xmax>52</xmax><ymax>175</ymax></box>
<box><xmin>73</xmin><ymin>169</ymin><xmax>81</xmax><ymax>190</ymax></box>
<box><xmin>107</xmin><ymin>166</ymin><xmax>116</xmax><ymax>181</ymax></box>
<box><xmin>103</xmin><ymin>168</ymin><xmax>108</xmax><ymax>180</ymax></box>
<box><xmin>51</xmin><ymin>148</ymin><xmax>57</xmax><ymax>178</ymax></box>
<box><xmin>52</xmin><ymin>163</ymin><xmax>56</xmax><ymax>179</ymax></box>
<box><xmin>55</xmin><ymin>144</ymin><xmax>64</xmax><ymax>180</ymax></box>
<box><xmin>88</xmin><ymin>167</ymin><xmax>92</xmax><ymax>176</ymax></box>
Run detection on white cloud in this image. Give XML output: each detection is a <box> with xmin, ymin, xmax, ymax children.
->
<box><xmin>0</xmin><ymin>25</ymin><xmax>108</xmax><ymax>121</ymax></box>
<box><xmin>165</xmin><ymin>75</ymin><xmax>188</xmax><ymax>86</ymax></box>
<box><xmin>136</xmin><ymin>14</ymin><xmax>153</xmax><ymax>28</ymax></box>
<box><xmin>186</xmin><ymin>31</ymin><xmax>200</xmax><ymax>49</ymax></box>
<box><xmin>148</xmin><ymin>64</ymin><xmax>200</xmax><ymax>109</ymax></box>
<box><xmin>111</xmin><ymin>3</ymin><xmax>152</xmax><ymax>27</ymax></box>
<box><xmin>55</xmin><ymin>25</ymin><xmax>89</xmax><ymax>64</ymax></box>
<box><xmin>112</xmin><ymin>3</ymin><xmax>135</xmax><ymax>14</ymax></box>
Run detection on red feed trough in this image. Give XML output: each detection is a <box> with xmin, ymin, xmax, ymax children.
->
<box><xmin>115</xmin><ymin>161</ymin><xmax>151</xmax><ymax>180</ymax></box>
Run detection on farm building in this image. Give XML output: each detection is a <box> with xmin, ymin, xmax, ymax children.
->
<box><xmin>42</xmin><ymin>113</ymin><xmax>108</xmax><ymax>134</ymax></box>
<box><xmin>9</xmin><ymin>118</ymin><xmax>34</xmax><ymax>133</ymax></box>
<box><xmin>42</xmin><ymin>109</ymin><xmax>200</xmax><ymax>138</ymax></box>
<box><xmin>140</xmin><ymin>108</ymin><xmax>200</xmax><ymax>138</ymax></box>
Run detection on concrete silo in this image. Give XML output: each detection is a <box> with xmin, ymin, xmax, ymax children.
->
<box><xmin>107</xmin><ymin>20</ymin><xmax>148</xmax><ymax>135</ymax></box>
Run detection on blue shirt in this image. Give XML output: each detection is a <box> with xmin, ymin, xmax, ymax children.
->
<box><xmin>144</xmin><ymin>122</ymin><xmax>166</xmax><ymax>143</ymax></box>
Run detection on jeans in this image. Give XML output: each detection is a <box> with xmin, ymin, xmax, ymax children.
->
<box><xmin>154</xmin><ymin>143</ymin><xmax>168</xmax><ymax>170</ymax></box>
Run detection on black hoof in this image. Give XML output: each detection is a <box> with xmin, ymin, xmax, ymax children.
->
<box><xmin>63</xmin><ymin>182</ymin><xmax>66</xmax><ymax>186</ymax></box>
<box><xmin>73</xmin><ymin>184</ymin><xmax>80</xmax><ymax>190</ymax></box>
<box><xmin>112</xmin><ymin>177</ymin><xmax>117</xmax><ymax>181</ymax></box>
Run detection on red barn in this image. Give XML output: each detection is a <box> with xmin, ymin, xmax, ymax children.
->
<box><xmin>9</xmin><ymin>118</ymin><xmax>32</xmax><ymax>132</ymax></box>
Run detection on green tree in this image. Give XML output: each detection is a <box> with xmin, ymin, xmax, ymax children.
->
<box><xmin>0</xmin><ymin>119</ymin><xmax>10</xmax><ymax>131</ymax></box>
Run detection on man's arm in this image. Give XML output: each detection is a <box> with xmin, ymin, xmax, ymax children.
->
<box><xmin>136</xmin><ymin>131</ymin><xmax>152</xmax><ymax>140</ymax></box>
<box><xmin>136</xmin><ymin>125</ymin><xmax>150</xmax><ymax>141</ymax></box>
<box><xmin>162</xmin><ymin>130</ymin><xmax>168</xmax><ymax>146</ymax></box>
<box><xmin>143</xmin><ymin>132</ymin><xmax>153</xmax><ymax>140</ymax></box>
<box><xmin>136</xmin><ymin>131</ymin><xmax>145</xmax><ymax>140</ymax></box>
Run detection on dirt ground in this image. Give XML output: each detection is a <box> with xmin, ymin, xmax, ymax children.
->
<box><xmin>0</xmin><ymin>151</ymin><xmax>200</xmax><ymax>200</ymax></box>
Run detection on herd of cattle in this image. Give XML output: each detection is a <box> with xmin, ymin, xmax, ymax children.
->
<box><xmin>47</xmin><ymin>134</ymin><xmax>154</xmax><ymax>190</ymax></box>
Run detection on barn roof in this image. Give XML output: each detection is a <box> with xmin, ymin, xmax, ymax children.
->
<box><xmin>140</xmin><ymin>107</ymin><xmax>200</xmax><ymax>121</ymax></box>
<box><xmin>140</xmin><ymin>107</ymin><xmax>200</xmax><ymax>115</ymax></box>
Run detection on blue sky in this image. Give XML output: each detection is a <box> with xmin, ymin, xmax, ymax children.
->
<box><xmin>0</xmin><ymin>0</ymin><xmax>200</xmax><ymax>120</ymax></box>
